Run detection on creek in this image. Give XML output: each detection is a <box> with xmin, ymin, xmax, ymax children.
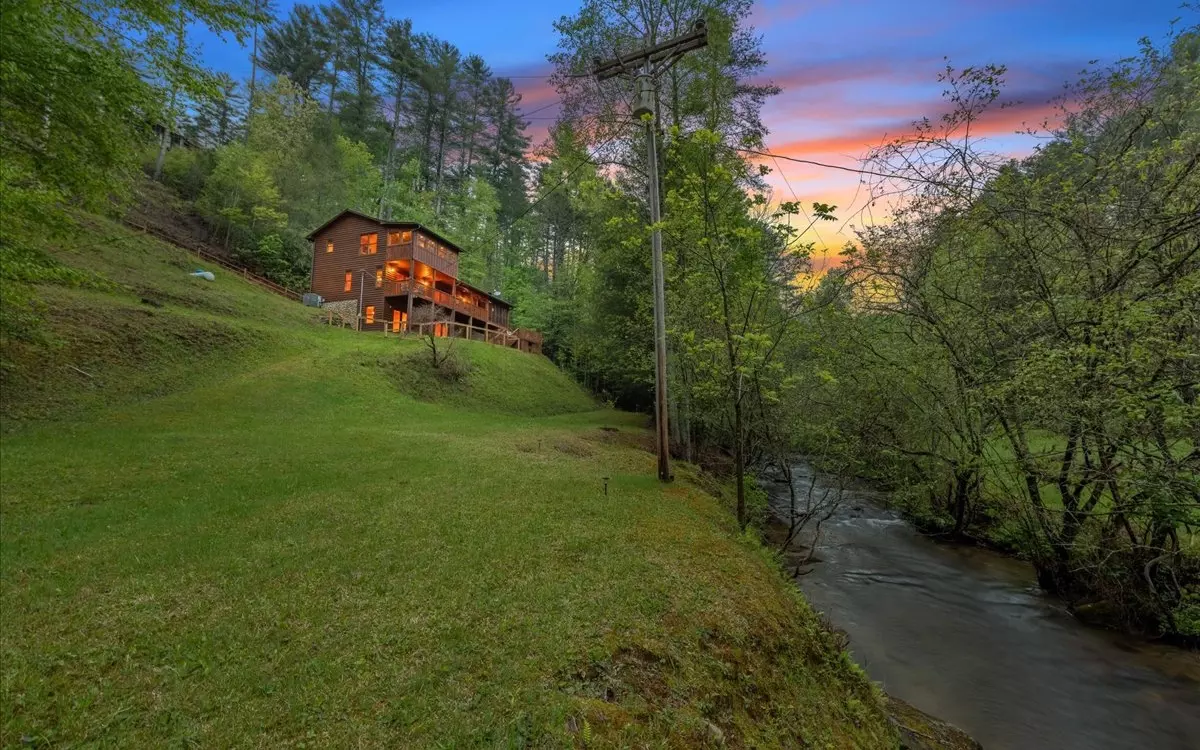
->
<box><xmin>768</xmin><ymin>464</ymin><xmax>1200</xmax><ymax>750</ymax></box>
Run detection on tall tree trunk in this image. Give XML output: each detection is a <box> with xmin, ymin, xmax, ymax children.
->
<box><xmin>154</xmin><ymin>9</ymin><xmax>186</xmax><ymax>179</ymax></box>
<box><xmin>327</xmin><ymin>52</ymin><xmax>342</xmax><ymax>116</ymax></box>
<box><xmin>379</xmin><ymin>76</ymin><xmax>407</xmax><ymax>218</ymax></box>
<box><xmin>420</xmin><ymin>88</ymin><xmax>436</xmax><ymax>186</ymax></box>
<box><xmin>734</xmin><ymin>391</ymin><xmax>746</xmax><ymax>529</ymax></box>
<box><xmin>247</xmin><ymin>0</ymin><xmax>260</xmax><ymax>120</ymax></box>
<box><xmin>433</xmin><ymin>102</ymin><xmax>450</xmax><ymax>215</ymax></box>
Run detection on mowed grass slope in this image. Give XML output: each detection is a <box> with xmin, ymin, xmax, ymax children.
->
<box><xmin>0</xmin><ymin>219</ymin><xmax>894</xmax><ymax>747</ymax></box>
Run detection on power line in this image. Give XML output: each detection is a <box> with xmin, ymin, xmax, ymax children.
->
<box><xmin>494</xmin><ymin>73</ymin><xmax>593</xmax><ymax>80</ymax></box>
<box><xmin>737</xmin><ymin>147</ymin><xmax>954</xmax><ymax>186</ymax></box>
<box><xmin>765</xmin><ymin>151</ymin><xmax>830</xmax><ymax>255</ymax></box>
<box><xmin>518</xmin><ymin>99</ymin><xmax>562</xmax><ymax>117</ymax></box>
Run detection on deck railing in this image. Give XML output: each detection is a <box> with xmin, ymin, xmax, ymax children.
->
<box><xmin>385</xmin><ymin>279</ymin><xmax>490</xmax><ymax>321</ymax></box>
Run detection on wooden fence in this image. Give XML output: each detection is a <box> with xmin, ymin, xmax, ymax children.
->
<box><xmin>123</xmin><ymin>219</ymin><xmax>303</xmax><ymax>302</ymax></box>
<box><xmin>404</xmin><ymin>321</ymin><xmax>517</xmax><ymax>347</ymax></box>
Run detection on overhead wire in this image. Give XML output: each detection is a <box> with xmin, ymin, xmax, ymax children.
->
<box><xmin>763</xmin><ymin>150</ymin><xmax>830</xmax><ymax>260</ymax></box>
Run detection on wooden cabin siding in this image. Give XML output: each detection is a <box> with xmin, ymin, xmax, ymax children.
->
<box><xmin>310</xmin><ymin>213</ymin><xmax>391</xmax><ymax>329</ymax></box>
<box><xmin>411</xmin><ymin>231</ymin><xmax>459</xmax><ymax>278</ymax></box>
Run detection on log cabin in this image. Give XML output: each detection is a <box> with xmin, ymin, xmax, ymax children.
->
<box><xmin>307</xmin><ymin>210</ymin><xmax>542</xmax><ymax>355</ymax></box>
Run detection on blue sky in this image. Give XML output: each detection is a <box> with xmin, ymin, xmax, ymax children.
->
<box><xmin>195</xmin><ymin>0</ymin><xmax>1189</xmax><ymax>260</ymax></box>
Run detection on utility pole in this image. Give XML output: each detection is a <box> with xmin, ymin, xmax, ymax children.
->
<box><xmin>593</xmin><ymin>20</ymin><xmax>709</xmax><ymax>483</ymax></box>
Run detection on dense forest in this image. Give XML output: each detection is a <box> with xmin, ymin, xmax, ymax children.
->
<box><xmin>1</xmin><ymin>0</ymin><xmax>1196</xmax><ymax>638</ymax></box>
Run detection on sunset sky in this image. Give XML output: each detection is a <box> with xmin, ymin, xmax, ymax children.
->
<box><xmin>196</xmin><ymin>0</ymin><xmax>1186</xmax><ymax>267</ymax></box>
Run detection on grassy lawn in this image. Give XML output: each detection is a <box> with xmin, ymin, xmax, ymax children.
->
<box><xmin>0</xmin><ymin>221</ymin><xmax>894</xmax><ymax>747</ymax></box>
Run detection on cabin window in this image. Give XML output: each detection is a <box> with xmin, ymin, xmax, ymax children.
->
<box><xmin>392</xmin><ymin>309</ymin><xmax>400</xmax><ymax>331</ymax></box>
<box><xmin>375</xmin><ymin>266</ymin><xmax>383</xmax><ymax>288</ymax></box>
<box><xmin>365</xmin><ymin>305</ymin><xmax>375</xmax><ymax>324</ymax></box>
<box><xmin>387</xmin><ymin>231</ymin><xmax>402</xmax><ymax>246</ymax></box>
<box><xmin>360</xmin><ymin>233</ymin><xmax>378</xmax><ymax>255</ymax></box>
<box><xmin>344</xmin><ymin>270</ymin><xmax>352</xmax><ymax>292</ymax></box>
<box><xmin>325</xmin><ymin>239</ymin><xmax>334</xmax><ymax>253</ymax></box>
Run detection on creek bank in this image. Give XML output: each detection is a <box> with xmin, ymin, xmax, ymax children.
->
<box><xmin>886</xmin><ymin>697</ymin><xmax>981</xmax><ymax>750</ymax></box>
<box><xmin>764</xmin><ymin>463</ymin><xmax>1200</xmax><ymax>750</ymax></box>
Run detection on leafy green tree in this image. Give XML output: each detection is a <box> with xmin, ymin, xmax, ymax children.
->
<box><xmin>198</xmin><ymin>142</ymin><xmax>287</xmax><ymax>248</ymax></box>
<box><xmin>664</xmin><ymin>128</ymin><xmax>816</xmax><ymax>527</ymax></box>
<box><xmin>0</xmin><ymin>0</ymin><xmax>256</xmax><ymax>247</ymax></box>
<box><xmin>823</xmin><ymin>31</ymin><xmax>1200</xmax><ymax>635</ymax></box>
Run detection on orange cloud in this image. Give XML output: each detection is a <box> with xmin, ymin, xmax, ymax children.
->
<box><xmin>770</xmin><ymin>97</ymin><xmax>1062</xmax><ymax>158</ymax></box>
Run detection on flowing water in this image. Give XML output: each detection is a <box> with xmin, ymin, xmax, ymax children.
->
<box><xmin>768</xmin><ymin>464</ymin><xmax>1200</xmax><ymax>750</ymax></box>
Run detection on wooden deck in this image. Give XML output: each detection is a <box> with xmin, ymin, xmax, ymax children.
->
<box><xmin>384</xmin><ymin>279</ymin><xmax>492</xmax><ymax>322</ymax></box>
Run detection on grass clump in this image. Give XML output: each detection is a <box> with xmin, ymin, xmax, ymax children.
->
<box><xmin>377</xmin><ymin>337</ymin><xmax>598</xmax><ymax>418</ymax></box>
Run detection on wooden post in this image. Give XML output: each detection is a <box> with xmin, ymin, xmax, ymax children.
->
<box><xmin>405</xmin><ymin>294</ymin><xmax>413</xmax><ymax>333</ymax></box>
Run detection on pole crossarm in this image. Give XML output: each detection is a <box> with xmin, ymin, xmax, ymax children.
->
<box><xmin>591</xmin><ymin>20</ymin><xmax>709</xmax><ymax>81</ymax></box>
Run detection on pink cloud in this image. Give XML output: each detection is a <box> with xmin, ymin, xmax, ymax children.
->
<box><xmin>749</xmin><ymin>0</ymin><xmax>835</xmax><ymax>28</ymax></box>
<box><xmin>769</xmin><ymin>96</ymin><xmax>1061</xmax><ymax>158</ymax></box>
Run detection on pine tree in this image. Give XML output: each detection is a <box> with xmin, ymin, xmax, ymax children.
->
<box><xmin>191</xmin><ymin>73</ymin><xmax>245</xmax><ymax>146</ymax></box>
<box><xmin>482</xmin><ymin>77</ymin><xmax>531</xmax><ymax>230</ymax></box>
<box><xmin>379</xmin><ymin>18</ymin><xmax>415</xmax><ymax>215</ymax></box>
<box><xmin>330</xmin><ymin>0</ymin><xmax>386</xmax><ymax>151</ymax></box>
<box><xmin>246</xmin><ymin>0</ymin><xmax>278</xmax><ymax>117</ymax></box>
<box><xmin>259</xmin><ymin>4</ymin><xmax>329</xmax><ymax>96</ymax></box>
<box><xmin>426</xmin><ymin>39</ymin><xmax>461</xmax><ymax>214</ymax></box>
<box><xmin>455</xmin><ymin>55</ymin><xmax>491</xmax><ymax>180</ymax></box>
<box><xmin>319</xmin><ymin>2</ymin><xmax>350</xmax><ymax>116</ymax></box>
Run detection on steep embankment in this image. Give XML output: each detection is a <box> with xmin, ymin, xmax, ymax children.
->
<box><xmin>0</xmin><ymin>215</ymin><xmax>897</xmax><ymax>747</ymax></box>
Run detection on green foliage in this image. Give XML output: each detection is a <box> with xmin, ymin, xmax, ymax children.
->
<box><xmin>1174</xmin><ymin>586</ymin><xmax>1200</xmax><ymax>638</ymax></box>
<box><xmin>806</xmin><ymin>28</ymin><xmax>1200</xmax><ymax>636</ymax></box>
<box><xmin>0</xmin><ymin>0</ymin><xmax>257</xmax><ymax>249</ymax></box>
<box><xmin>153</xmin><ymin>146</ymin><xmax>217</xmax><ymax>200</ymax></box>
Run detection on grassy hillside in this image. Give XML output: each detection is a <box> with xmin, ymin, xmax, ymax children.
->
<box><xmin>0</xmin><ymin>214</ymin><xmax>316</xmax><ymax>427</ymax></box>
<box><xmin>0</xmin><ymin>217</ymin><xmax>896</xmax><ymax>747</ymax></box>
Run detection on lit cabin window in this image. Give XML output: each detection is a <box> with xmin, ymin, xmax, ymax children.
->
<box><xmin>365</xmin><ymin>306</ymin><xmax>375</xmax><ymax>324</ymax></box>
<box><xmin>402</xmin><ymin>230</ymin><xmax>412</xmax><ymax>243</ymax></box>
<box><xmin>392</xmin><ymin>309</ymin><xmax>400</xmax><ymax>331</ymax></box>
<box><xmin>325</xmin><ymin>239</ymin><xmax>334</xmax><ymax>253</ymax></box>
<box><xmin>344</xmin><ymin>270</ymin><xmax>352</xmax><ymax>292</ymax></box>
<box><xmin>360</xmin><ymin>233</ymin><xmax>378</xmax><ymax>255</ymax></box>
<box><xmin>375</xmin><ymin>266</ymin><xmax>383</xmax><ymax>288</ymax></box>
<box><xmin>387</xmin><ymin>231</ymin><xmax>402</xmax><ymax>246</ymax></box>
